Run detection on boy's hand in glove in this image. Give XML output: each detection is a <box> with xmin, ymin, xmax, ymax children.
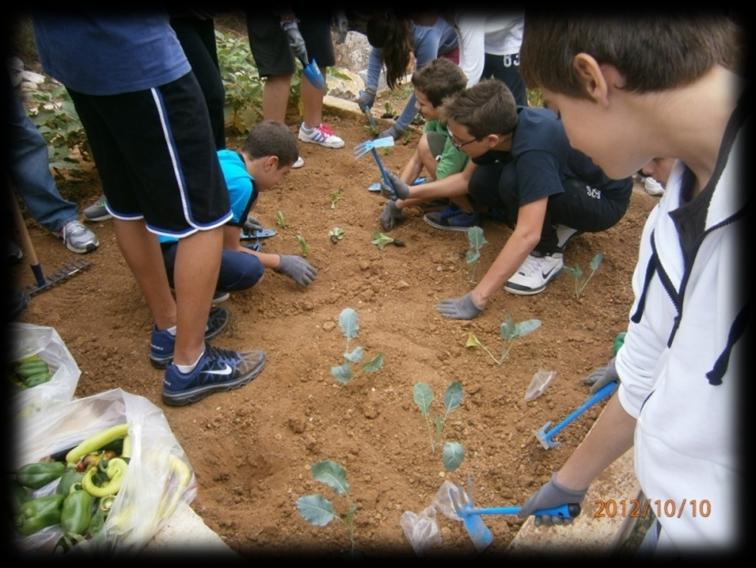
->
<box><xmin>281</xmin><ymin>19</ymin><xmax>309</xmax><ymax>64</ymax></box>
<box><xmin>275</xmin><ymin>255</ymin><xmax>317</xmax><ymax>286</ymax></box>
<box><xmin>583</xmin><ymin>356</ymin><xmax>619</xmax><ymax>393</ymax></box>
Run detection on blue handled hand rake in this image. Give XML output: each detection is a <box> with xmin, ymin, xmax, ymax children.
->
<box><xmin>535</xmin><ymin>380</ymin><xmax>619</xmax><ymax>450</ymax></box>
<box><xmin>354</xmin><ymin>136</ymin><xmax>395</xmax><ymax>188</ymax></box>
<box><xmin>302</xmin><ymin>57</ymin><xmax>326</xmax><ymax>91</ymax></box>
<box><xmin>446</xmin><ymin>482</ymin><xmax>580</xmax><ymax>550</ymax></box>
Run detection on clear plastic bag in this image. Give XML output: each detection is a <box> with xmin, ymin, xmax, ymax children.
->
<box><xmin>400</xmin><ymin>506</ymin><xmax>441</xmax><ymax>555</ymax></box>
<box><xmin>524</xmin><ymin>369</ymin><xmax>557</xmax><ymax>401</ymax></box>
<box><xmin>14</xmin><ymin>388</ymin><xmax>197</xmax><ymax>553</ymax></box>
<box><xmin>10</xmin><ymin>322</ymin><xmax>80</xmax><ymax>418</ymax></box>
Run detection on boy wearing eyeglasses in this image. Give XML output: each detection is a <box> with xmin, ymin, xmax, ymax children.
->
<box><xmin>383</xmin><ymin>79</ymin><xmax>632</xmax><ymax>314</ymax></box>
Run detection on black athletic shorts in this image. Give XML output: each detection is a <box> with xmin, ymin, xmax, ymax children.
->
<box><xmin>246</xmin><ymin>15</ymin><xmax>335</xmax><ymax>77</ymax></box>
<box><xmin>68</xmin><ymin>72</ymin><xmax>231</xmax><ymax>238</ymax></box>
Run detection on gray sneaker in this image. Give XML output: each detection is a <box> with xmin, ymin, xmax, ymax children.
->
<box><xmin>57</xmin><ymin>220</ymin><xmax>99</xmax><ymax>254</ymax></box>
<box><xmin>83</xmin><ymin>196</ymin><xmax>111</xmax><ymax>222</ymax></box>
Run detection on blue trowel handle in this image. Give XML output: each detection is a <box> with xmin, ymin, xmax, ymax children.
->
<box><xmin>467</xmin><ymin>502</ymin><xmax>580</xmax><ymax>519</ymax></box>
<box><xmin>370</xmin><ymin>148</ymin><xmax>392</xmax><ymax>187</ymax></box>
<box><xmin>546</xmin><ymin>380</ymin><xmax>618</xmax><ymax>439</ymax></box>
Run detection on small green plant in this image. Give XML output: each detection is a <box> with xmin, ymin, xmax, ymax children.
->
<box><xmin>329</xmin><ymin>227</ymin><xmax>345</xmax><ymax>244</ymax></box>
<box><xmin>371</xmin><ymin>232</ymin><xmax>405</xmax><ymax>250</ymax></box>
<box><xmin>330</xmin><ymin>308</ymin><xmax>384</xmax><ymax>385</ymax></box>
<box><xmin>465</xmin><ymin>226</ymin><xmax>488</xmax><ymax>283</ymax></box>
<box><xmin>465</xmin><ymin>314</ymin><xmax>542</xmax><ymax>365</ymax></box>
<box><xmin>296</xmin><ymin>460</ymin><xmax>358</xmax><ymax>553</ymax></box>
<box><xmin>564</xmin><ymin>253</ymin><xmax>604</xmax><ymax>299</ymax></box>
<box><xmin>329</xmin><ymin>189</ymin><xmax>343</xmax><ymax>209</ymax></box>
<box><xmin>296</xmin><ymin>235</ymin><xmax>310</xmax><ymax>257</ymax></box>
<box><xmin>413</xmin><ymin>381</ymin><xmax>465</xmax><ymax>471</ymax></box>
<box><xmin>215</xmin><ymin>29</ymin><xmax>264</xmax><ymax>134</ymax></box>
<box><xmin>364</xmin><ymin>124</ymin><xmax>380</xmax><ymax>137</ymax></box>
<box><xmin>382</xmin><ymin>101</ymin><xmax>396</xmax><ymax>118</ymax></box>
<box><xmin>275</xmin><ymin>210</ymin><xmax>287</xmax><ymax>229</ymax></box>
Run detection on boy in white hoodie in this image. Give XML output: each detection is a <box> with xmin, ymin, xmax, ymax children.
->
<box><xmin>516</xmin><ymin>15</ymin><xmax>746</xmax><ymax>554</ymax></box>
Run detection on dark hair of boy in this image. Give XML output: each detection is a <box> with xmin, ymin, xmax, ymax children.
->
<box><xmin>366</xmin><ymin>12</ymin><xmax>413</xmax><ymax>89</ymax></box>
<box><xmin>441</xmin><ymin>79</ymin><xmax>518</xmax><ymax>139</ymax></box>
<box><xmin>411</xmin><ymin>58</ymin><xmax>468</xmax><ymax>108</ymax></box>
<box><xmin>520</xmin><ymin>15</ymin><xmax>741</xmax><ymax>98</ymax></box>
<box><xmin>242</xmin><ymin>119</ymin><xmax>299</xmax><ymax>167</ymax></box>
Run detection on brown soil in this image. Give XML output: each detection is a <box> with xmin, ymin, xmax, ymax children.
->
<box><xmin>14</xmin><ymin>110</ymin><xmax>657</xmax><ymax>555</ymax></box>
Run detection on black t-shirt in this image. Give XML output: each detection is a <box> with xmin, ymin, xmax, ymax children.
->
<box><xmin>472</xmin><ymin>106</ymin><xmax>622</xmax><ymax>205</ymax></box>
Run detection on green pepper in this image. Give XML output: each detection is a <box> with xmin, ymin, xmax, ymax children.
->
<box><xmin>17</xmin><ymin>461</ymin><xmax>66</xmax><ymax>489</ymax></box>
<box><xmin>81</xmin><ymin>458</ymin><xmax>128</xmax><ymax>497</ymax></box>
<box><xmin>22</xmin><ymin>372</ymin><xmax>52</xmax><ymax>388</ymax></box>
<box><xmin>87</xmin><ymin>497</ymin><xmax>112</xmax><ymax>537</ymax></box>
<box><xmin>61</xmin><ymin>488</ymin><xmax>94</xmax><ymax>536</ymax></box>
<box><xmin>15</xmin><ymin>494</ymin><xmax>65</xmax><ymax>536</ymax></box>
<box><xmin>56</xmin><ymin>467</ymin><xmax>84</xmax><ymax>496</ymax></box>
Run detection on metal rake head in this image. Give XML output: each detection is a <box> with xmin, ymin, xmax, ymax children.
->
<box><xmin>534</xmin><ymin>421</ymin><xmax>558</xmax><ymax>450</ymax></box>
<box><xmin>353</xmin><ymin>136</ymin><xmax>395</xmax><ymax>159</ymax></box>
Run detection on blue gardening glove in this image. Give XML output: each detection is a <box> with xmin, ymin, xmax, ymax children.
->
<box><xmin>275</xmin><ymin>255</ymin><xmax>317</xmax><ymax>286</ymax></box>
<box><xmin>518</xmin><ymin>473</ymin><xmax>587</xmax><ymax>527</ymax></box>
<box><xmin>355</xmin><ymin>87</ymin><xmax>376</xmax><ymax>111</ymax></box>
<box><xmin>281</xmin><ymin>19</ymin><xmax>309</xmax><ymax>64</ymax></box>
<box><xmin>380</xmin><ymin>124</ymin><xmax>404</xmax><ymax>140</ymax></box>
<box><xmin>379</xmin><ymin>200</ymin><xmax>405</xmax><ymax>231</ymax></box>
<box><xmin>381</xmin><ymin>171</ymin><xmax>411</xmax><ymax>201</ymax></box>
<box><xmin>436</xmin><ymin>293</ymin><xmax>483</xmax><ymax>320</ymax></box>
<box><xmin>583</xmin><ymin>356</ymin><xmax>619</xmax><ymax>394</ymax></box>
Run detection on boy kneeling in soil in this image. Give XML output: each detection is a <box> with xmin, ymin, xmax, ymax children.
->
<box><xmin>160</xmin><ymin>120</ymin><xmax>317</xmax><ymax>298</ymax></box>
<box><xmin>382</xmin><ymin>79</ymin><xmax>632</xmax><ymax>315</ymax></box>
<box><xmin>380</xmin><ymin>58</ymin><xmax>469</xmax><ymax>231</ymax></box>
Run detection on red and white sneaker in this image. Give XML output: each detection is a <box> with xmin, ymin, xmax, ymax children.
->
<box><xmin>298</xmin><ymin>123</ymin><xmax>344</xmax><ymax>149</ymax></box>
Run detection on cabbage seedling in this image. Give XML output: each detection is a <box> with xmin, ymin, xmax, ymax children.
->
<box><xmin>275</xmin><ymin>210</ymin><xmax>287</xmax><ymax>229</ymax></box>
<box><xmin>466</xmin><ymin>314</ymin><xmax>542</xmax><ymax>365</ymax></box>
<box><xmin>329</xmin><ymin>227</ymin><xmax>345</xmax><ymax>244</ymax></box>
<box><xmin>413</xmin><ymin>381</ymin><xmax>465</xmax><ymax>471</ymax></box>
<box><xmin>330</xmin><ymin>308</ymin><xmax>384</xmax><ymax>385</ymax></box>
<box><xmin>371</xmin><ymin>231</ymin><xmax>405</xmax><ymax>249</ymax></box>
<box><xmin>296</xmin><ymin>460</ymin><xmax>358</xmax><ymax>553</ymax></box>
<box><xmin>329</xmin><ymin>189</ymin><xmax>343</xmax><ymax>209</ymax></box>
<box><xmin>564</xmin><ymin>253</ymin><xmax>603</xmax><ymax>299</ymax></box>
<box><xmin>465</xmin><ymin>226</ymin><xmax>487</xmax><ymax>283</ymax></box>
<box><xmin>296</xmin><ymin>234</ymin><xmax>310</xmax><ymax>257</ymax></box>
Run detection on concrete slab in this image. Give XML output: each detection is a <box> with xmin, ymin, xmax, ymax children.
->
<box><xmin>508</xmin><ymin>448</ymin><xmax>640</xmax><ymax>552</ymax></box>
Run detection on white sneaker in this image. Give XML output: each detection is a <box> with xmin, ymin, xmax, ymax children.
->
<box><xmin>504</xmin><ymin>252</ymin><xmax>563</xmax><ymax>295</ymax></box>
<box><xmin>643</xmin><ymin>176</ymin><xmax>665</xmax><ymax>196</ymax></box>
<box><xmin>298</xmin><ymin>123</ymin><xmax>345</xmax><ymax>149</ymax></box>
<box><xmin>292</xmin><ymin>156</ymin><xmax>305</xmax><ymax>169</ymax></box>
<box><xmin>56</xmin><ymin>220</ymin><xmax>99</xmax><ymax>254</ymax></box>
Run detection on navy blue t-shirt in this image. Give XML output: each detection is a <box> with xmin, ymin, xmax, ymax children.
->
<box><xmin>472</xmin><ymin>106</ymin><xmax>616</xmax><ymax>205</ymax></box>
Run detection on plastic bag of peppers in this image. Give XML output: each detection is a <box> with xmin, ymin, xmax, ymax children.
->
<box><xmin>13</xmin><ymin>388</ymin><xmax>196</xmax><ymax>553</ymax></box>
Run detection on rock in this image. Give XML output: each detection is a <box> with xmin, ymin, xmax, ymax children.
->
<box><xmin>288</xmin><ymin>417</ymin><xmax>306</xmax><ymax>434</ymax></box>
<box><xmin>322</xmin><ymin>321</ymin><xmax>336</xmax><ymax>332</ymax></box>
<box><xmin>396</xmin><ymin>280</ymin><xmax>410</xmax><ymax>289</ymax></box>
<box><xmin>359</xmin><ymin>260</ymin><xmax>370</xmax><ymax>271</ymax></box>
<box><xmin>302</xmin><ymin>301</ymin><xmax>314</xmax><ymax>311</ymax></box>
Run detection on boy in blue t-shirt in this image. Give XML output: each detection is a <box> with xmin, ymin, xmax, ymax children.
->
<box><xmin>160</xmin><ymin>120</ymin><xmax>317</xmax><ymax>296</ymax></box>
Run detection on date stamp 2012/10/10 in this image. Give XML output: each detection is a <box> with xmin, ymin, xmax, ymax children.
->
<box><xmin>592</xmin><ymin>498</ymin><xmax>712</xmax><ymax>519</ymax></box>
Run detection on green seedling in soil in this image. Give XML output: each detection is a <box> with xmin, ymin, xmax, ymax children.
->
<box><xmin>413</xmin><ymin>381</ymin><xmax>465</xmax><ymax>471</ymax></box>
<box><xmin>275</xmin><ymin>210</ymin><xmax>287</xmax><ymax>229</ymax></box>
<box><xmin>564</xmin><ymin>253</ymin><xmax>604</xmax><ymax>299</ymax></box>
<box><xmin>382</xmin><ymin>101</ymin><xmax>396</xmax><ymax>119</ymax></box>
<box><xmin>329</xmin><ymin>189</ymin><xmax>343</xmax><ymax>209</ymax></box>
<box><xmin>465</xmin><ymin>226</ymin><xmax>488</xmax><ymax>283</ymax></box>
<box><xmin>329</xmin><ymin>227</ymin><xmax>345</xmax><ymax>244</ymax></box>
<box><xmin>466</xmin><ymin>313</ymin><xmax>542</xmax><ymax>365</ymax></box>
<box><xmin>364</xmin><ymin>124</ymin><xmax>380</xmax><ymax>137</ymax></box>
<box><xmin>296</xmin><ymin>234</ymin><xmax>310</xmax><ymax>257</ymax></box>
<box><xmin>330</xmin><ymin>308</ymin><xmax>384</xmax><ymax>385</ymax></box>
<box><xmin>371</xmin><ymin>232</ymin><xmax>405</xmax><ymax>250</ymax></box>
<box><xmin>296</xmin><ymin>460</ymin><xmax>358</xmax><ymax>553</ymax></box>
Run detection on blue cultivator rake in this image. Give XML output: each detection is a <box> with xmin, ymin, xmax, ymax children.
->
<box><xmin>354</xmin><ymin>136</ymin><xmax>394</xmax><ymax>189</ymax></box>
<box><xmin>535</xmin><ymin>380</ymin><xmax>618</xmax><ymax>450</ymax></box>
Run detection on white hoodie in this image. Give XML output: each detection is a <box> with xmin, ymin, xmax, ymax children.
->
<box><xmin>616</xmin><ymin>107</ymin><xmax>748</xmax><ymax>552</ymax></box>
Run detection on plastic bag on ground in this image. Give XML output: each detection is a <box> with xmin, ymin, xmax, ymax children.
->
<box><xmin>400</xmin><ymin>506</ymin><xmax>441</xmax><ymax>555</ymax></box>
<box><xmin>14</xmin><ymin>388</ymin><xmax>197</xmax><ymax>553</ymax></box>
<box><xmin>524</xmin><ymin>369</ymin><xmax>557</xmax><ymax>401</ymax></box>
<box><xmin>10</xmin><ymin>322</ymin><xmax>80</xmax><ymax>418</ymax></box>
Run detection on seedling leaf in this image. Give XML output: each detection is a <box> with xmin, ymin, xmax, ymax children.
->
<box><xmin>361</xmin><ymin>353</ymin><xmax>384</xmax><ymax>373</ymax></box>
<box><xmin>443</xmin><ymin>381</ymin><xmax>463</xmax><ymax>413</ymax></box>
<box><xmin>590</xmin><ymin>253</ymin><xmax>604</xmax><ymax>272</ymax></box>
<box><xmin>500</xmin><ymin>314</ymin><xmax>516</xmax><ymax>341</ymax></box>
<box><xmin>371</xmin><ymin>231</ymin><xmax>395</xmax><ymax>250</ymax></box>
<box><xmin>344</xmin><ymin>346</ymin><xmax>365</xmax><ymax>363</ymax></box>
<box><xmin>338</xmin><ymin>308</ymin><xmax>359</xmax><ymax>339</ymax></box>
<box><xmin>311</xmin><ymin>460</ymin><xmax>350</xmax><ymax>495</ymax></box>
<box><xmin>296</xmin><ymin>494</ymin><xmax>335</xmax><ymax>526</ymax></box>
<box><xmin>413</xmin><ymin>383</ymin><xmax>433</xmax><ymax>416</ymax></box>
<box><xmin>295</xmin><ymin>234</ymin><xmax>310</xmax><ymax>257</ymax></box>
<box><xmin>275</xmin><ymin>210</ymin><xmax>287</xmax><ymax>228</ymax></box>
<box><xmin>442</xmin><ymin>441</ymin><xmax>465</xmax><ymax>472</ymax></box>
<box><xmin>466</xmin><ymin>226</ymin><xmax>487</xmax><ymax>250</ymax></box>
<box><xmin>465</xmin><ymin>333</ymin><xmax>482</xmax><ymax>349</ymax></box>
<box><xmin>465</xmin><ymin>250</ymin><xmax>480</xmax><ymax>264</ymax></box>
<box><xmin>331</xmin><ymin>362</ymin><xmax>353</xmax><ymax>384</ymax></box>
<box><xmin>514</xmin><ymin>319</ymin><xmax>541</xmax><ymax>338</ymax></box>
